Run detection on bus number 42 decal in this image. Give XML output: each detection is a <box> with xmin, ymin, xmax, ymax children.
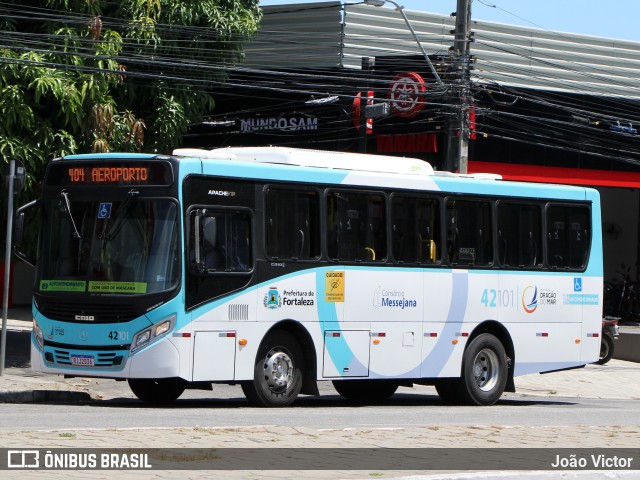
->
<box><xmin>481</xmin><ymin>289</ymin><xmax>516</xmax><ymax>308</ymax></box>
<box><xmin>108</xmin><ymin>331</ymin><xmax>129</xmax><ymax>341</ymax></box>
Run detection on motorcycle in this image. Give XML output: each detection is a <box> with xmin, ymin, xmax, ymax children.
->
<box><xmin>596</xmin><ymin>316</ymin><xmax>620</xmax><ymax>365</ymax></box>
<box><xmin>603</xmin><ymin>265</ymin><xmax>639</xmax><ymax>323</ymax></box>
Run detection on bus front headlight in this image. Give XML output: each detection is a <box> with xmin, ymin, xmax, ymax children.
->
<box><xmin>130</xmin><ymin>315</ymin><xmax>176</xmax><ymax>354</ymax></box>
<box><xmin>154</xmin><ymin>320</ymin><xmax>171</xmax><ymax>337</ymax></box>
<box><xmin>34</xmin><ymin>321</ymin><xmax>44</xmax><ymax>350</ymax></box>
<box><xmin>132</xmin><ymin>329</ymin><xmax>151</xmax><ymax>352</ymax></box>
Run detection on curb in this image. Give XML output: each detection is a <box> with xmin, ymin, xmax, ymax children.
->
<box><xmin>614</xmin><ymin>332</ymin><xmax>640</xmax><ymax>363</ymax></box>
<box><xmin>0</xmin><ymin>389</ymin><xmax>95</xmax><ymax>403</ymax></box>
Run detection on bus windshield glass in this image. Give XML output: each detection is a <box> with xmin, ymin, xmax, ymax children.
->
<box><xmin>36</xmin><ymin>194</ymin><xmax>179</xmax><ymax>295</ymax></box>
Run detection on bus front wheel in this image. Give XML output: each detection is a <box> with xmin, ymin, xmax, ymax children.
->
<box><xmin>128</xmin><ymin>378</ymin><xmax>185</xmax><ymax>404</ymax></box>
<box><xmin>242</xmin><ymin>330</ymin><xmax>304</xmax><ymax>407</ymax></box>
<box><xmin>459</xmin><ymin>333</ymin><xmax>508</xmax><ymax>406</ymax></box>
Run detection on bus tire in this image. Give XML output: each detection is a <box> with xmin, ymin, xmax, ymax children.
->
<box><xmin>597</xmin><ymin>336</ymin><xmax>614</xmax><ymax>365</ymax></box>
<box><xmin>459</xmin><ymin>333</ymin><xmax>508</xmax><ymax>406</ymax></box>
<box><xmin>332</xmin><ymin>380</ymin><xmax>398</xmax><ymax>402</ymax></box>
<box><xmin>128</xmin><ymin>378</ymin><xmax>185</xmax><ymax>404</ymax></box>
<box><xmin>242</xmin><ymin>330</ymin><xmax>304</xmax><ymax>407</ymax></box>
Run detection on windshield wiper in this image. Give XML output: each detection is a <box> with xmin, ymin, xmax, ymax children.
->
<box><xmin>60</xmin><ymin>189</ymin><xmax>81</xmax><ymax>239</ymax></box>
<box><xmin>100</xmin><ymin>189</ymin><xmax>139</xmax><ymax>241</ymax></box>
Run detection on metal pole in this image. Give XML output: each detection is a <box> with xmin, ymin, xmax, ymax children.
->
<box><xmin>392</xmin><ymin>2</ymin><xmax>444</xmax><ymax>87</ymax></box>
<box><xmin>1</xmin><ymin>159</ymin><xmax>16</xmax><ymax>375</ymax></box>
<box><xmin>364</xmin><ymin>0</ymin><xmax>444</xmax><ymax>88</ymax></box>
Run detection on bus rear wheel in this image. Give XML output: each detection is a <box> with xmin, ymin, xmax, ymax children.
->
<box><xmin>332</xmin><ymin>380</ymin><xmax>398</xmax><ymax>402</ymax></box>
<box><xmin>242</xmin><ymin>330</ymin><xmax>304</xmax><ymax>407</ymax></box>
<box><xmin>128</xmin><ymin>378</ymin><xmax>185</xmax><ymax>404</ymax></box>
<box><xmin>459</xmin><ymin>333</ymin><xmax>508</xmax><ymax>406</ymax></box>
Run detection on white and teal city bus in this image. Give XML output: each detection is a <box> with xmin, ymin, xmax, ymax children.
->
<box><xmin>16</xmin><ymin>147</ymin><xmax>603</xmax><ymax>407</ymax></box>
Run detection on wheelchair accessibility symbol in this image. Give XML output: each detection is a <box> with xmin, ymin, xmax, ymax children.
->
<box><xmin>574</xmin><ymin>277</ymin><xmax>582</xmax><ymax>292</ymax></box>
<box><xmin>98</xmin><ymin>203</ymin><xmax>112</xmax><ymax>219</ymax></box>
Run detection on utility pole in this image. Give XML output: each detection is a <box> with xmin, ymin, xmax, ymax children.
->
<box><xmin>359</xmin><ymin>57</ymin><xmax>375</xmax><ymax>153</ymax></box>
<box><xmin>445</xmin><ymin>0</ymin><xmax>472</xmax><ymax>173</ymax></box>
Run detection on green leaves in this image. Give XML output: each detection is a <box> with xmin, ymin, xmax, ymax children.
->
<box><xmin>0</xmin><ymin>85</ymin><xmax>34</xmax><ymax>133</ymax></box>
<box><xmin>0</xmin><ymin>0</ymin><xmax>262</xmax><ymax>201</ymax></box>
<box><xmin>151</xmin><ymin>93</ymin><xmax>187</xmax><ymax>152</ymax></box>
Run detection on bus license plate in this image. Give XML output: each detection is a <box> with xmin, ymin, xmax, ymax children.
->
<box><xmin>71</xmin><ymin>355</ymin><xmax>95</xmax><ymax>366</ymax></box>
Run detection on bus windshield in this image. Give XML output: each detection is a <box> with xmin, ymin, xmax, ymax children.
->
<box><xmin>36</xmin><ymin>193</ymin><xmax>179</xmax><ymax>296</ymax></box>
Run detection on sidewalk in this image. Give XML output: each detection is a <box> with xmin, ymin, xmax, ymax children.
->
<box><xmin>1</xmin><ymin>305</ymin><xmax>32</xmax><ymax>330</ymax></box>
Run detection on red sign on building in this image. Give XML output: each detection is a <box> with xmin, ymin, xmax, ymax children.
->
<box><xmin>388</xmin><ymin>72</ymin><xmax>427</xmax><ymax>118</ymax></box>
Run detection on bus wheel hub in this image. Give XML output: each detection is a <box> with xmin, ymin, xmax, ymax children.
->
<box><xmin>263</xmin><ymin>348</ymin><xmax>293</xmax><ymax>391</ymax></box>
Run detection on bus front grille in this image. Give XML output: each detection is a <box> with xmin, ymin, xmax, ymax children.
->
<box><xmin>40</xmin><ymin>303</ymin><xmax>139</xmax><ymax>323</ymax></box>
<box><xmin>45</xmin><ymin>349</ymin><xmax>126</xmax><ymax>368</ymax></box>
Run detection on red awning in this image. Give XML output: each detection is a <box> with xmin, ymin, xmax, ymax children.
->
<box><xmin>468</xmin><ymin>161</ymin><xmax>640</xmax><ymax>188</ymax></box>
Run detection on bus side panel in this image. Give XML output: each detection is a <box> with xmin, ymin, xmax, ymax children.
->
<box><xmin>188</xmin><ymin>286</ymin><xmax>258</xmax><ymax>381</ymax></box>
<box><xmin>192</xmin><ymin>328</ymin><xmax>237</xmax><ymax>381</ymax></box>
<box><xmin>509</xmin><ymin>323</ymin><xmax>583</xmax><ymax>376</ymax></box>
<box><xmin>368</xmin><ymin>322</ymin><xmax>422</xmax><ymax>378</ymax></box>
<box><xmin>322</xmin><ymin>327</ymin><xmax>370</xmax><ymax>377</ymax></box>
<box><xmin>421</xmin><ymin>270</ymin><xmax>500</xmax><ymax>377</ymax></box>
<box><xmin>343</xmin><ymin>268</ymin><xmax>423</xmax><ymax>378</ymax></box>
<box><xmin>497</xmin><ymin>272</ymin><xmax>592</xmax><ymax>375</ymax></box>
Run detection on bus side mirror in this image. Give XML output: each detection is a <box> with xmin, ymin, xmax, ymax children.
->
<box><xmin>13</xmin><ymin>199</ymin><xmax>38</xmax><ymax>267</ymax></box>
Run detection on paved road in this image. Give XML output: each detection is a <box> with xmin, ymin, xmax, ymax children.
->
<box><xmin>1</xmin><ymin>384</ymin><xmax>640</xmax><ymax>431</ymax></box>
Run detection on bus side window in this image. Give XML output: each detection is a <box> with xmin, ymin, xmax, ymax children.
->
<box><xmin>326</xmin><ymin>194</ymin><xmax>338</xmax><ymax>259</ymax></box>
<box><xmin>526</xmin><ymin>231</ymin><xmax>538</xmax><ymax>267</ymax></box>
<box><xmin>202</xmin><ymin>217</ymin><xmax>222</xmax><ymax>270</ymax></box>
<box><xmin>569</xmin><ymin>209</ymin><xmax>590</xmax><ymax>268</ymax></box>
<box><xmin>547</xmin><ymin>204</ymin><xmax>590</xmax><ymax>270</ymax></box>
<box><xmin>327</xmin><ymin>191</ymin><xmax>385</xmax><ymax>262</ymax></box>
<box><xmin>391</xmin><ymin>196</ymin><xmax>413</xmax><ymax>263</ymax></box>
<box><xmin>419</xmin><ymin>199</ymin><xmax>440</xmax><ymax>263</ymax></box>
<box><xmin>337</xmin><ymin>206</ymin><xmax>358</xmax><ymax>260</ymax></box>
<box><xmin>498</xmin><ymin>229</ymin><xmax>508</xmax><ymax>265</ymax></box>
<box><xmin>498</xmin><ymin>202</ymin><xmax>541</xmax><ymax>268</ymax></box>
<box><xmin>265</xmin><ymin>188</ymin><xmax>320</xmax><ymax>260</ymax></box>
<box><xmin>548</xmin><ymin>218</ymin><xmax>566</xmax><ymax>267</ymax></box>
<box><xmin>229</xmin><ymin>215</ymin><xmax>251</xmax><ymax>271</ymax></box>
<box><xmin>391</xmin><ymin>194</ymin><xmax>439</xmax><ymax>265</ymax></box>
<box><xmin>446</xmin><ymin>198</ymin><xmax>491</xmax><ymax>267</ymax></box>
<box><xmin>191</xmin><ymin>209</ymin><xmax>252</xmax><ymax>274</ymax></box>
<box><xmin>365</xmin><ymin>199</ymin><xmax>386</xmax><ymax>261</ymax></box>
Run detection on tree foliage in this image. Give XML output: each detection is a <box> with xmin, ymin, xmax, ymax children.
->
<box><xmin>0</xmin><ymin>0</ymin><xmax>261</xmax><ymax>212</ymax></box>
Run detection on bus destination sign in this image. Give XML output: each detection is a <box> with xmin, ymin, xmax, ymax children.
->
<box><xmin>68</xmin><ymin>166</ymin><xmax>149</xmax><ymax>184</ymax></box>
<box><xmin>49</xmin><ymin>161</ymin><xmax>173</xmax><ymax>187</ymax></box>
